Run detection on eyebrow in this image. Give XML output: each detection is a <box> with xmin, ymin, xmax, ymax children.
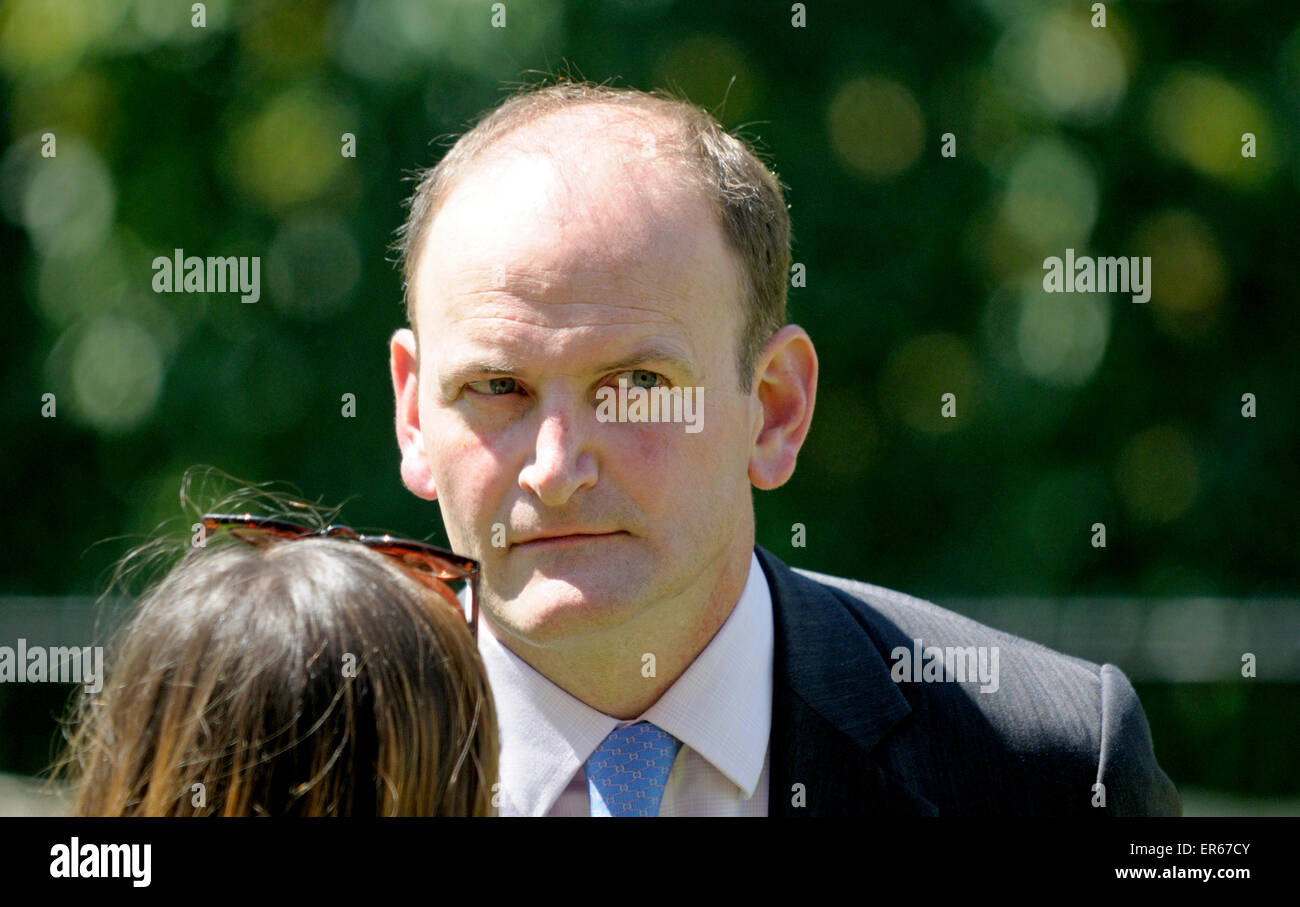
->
<box><xmin>593</xmin><ymin>346</ymin><xmax>699</xmax><ymax>378</ymax></box>
<box><xmin>438</xmin><ymin>344</ymin><xmax>700</xmax><ymax>388</ymax></box>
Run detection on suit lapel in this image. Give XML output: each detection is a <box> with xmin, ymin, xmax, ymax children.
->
<box><xmin>756</xmin><ymin>546</ymin><xmax>938</xmax><ymax>816</ymax></box>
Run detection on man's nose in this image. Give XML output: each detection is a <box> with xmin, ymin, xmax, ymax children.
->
<box><xmin>517</xmin><ymin>402</ymin><xmax>597</xmax><ymax>507</ymax></box>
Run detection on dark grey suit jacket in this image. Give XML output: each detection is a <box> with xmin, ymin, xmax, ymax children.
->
<box><xmin>757</xmin><ymin>546</ymin><xmax>1181</xmax><ymax>816</ymax></box>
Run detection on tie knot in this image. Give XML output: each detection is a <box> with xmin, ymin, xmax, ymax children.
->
<box><xmin>585</xmin><ymin>722</ymin><xmax>683</xmax><ymax>817</ymax></box>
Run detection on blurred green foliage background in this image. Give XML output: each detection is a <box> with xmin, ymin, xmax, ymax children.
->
<box><xmin>0</xmin><ymin>0</ymin><xmax>1296</xmax><ymax>809</ymax></box>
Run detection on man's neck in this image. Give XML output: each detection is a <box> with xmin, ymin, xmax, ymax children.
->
<box><xmin>487</xmin><ymin>545</ymin><xmax>755</xmax><ymax>719</ymax></box>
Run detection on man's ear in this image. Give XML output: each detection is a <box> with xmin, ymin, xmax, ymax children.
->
<box><xmin>390</xmin><ymin>328</ymin><xmax>439</xmax><ymax>501</ymax></box>
<box><xmin>748</xmin><ymin>324</ymin><xmax>818</xmax><ymax>490</ymax></box>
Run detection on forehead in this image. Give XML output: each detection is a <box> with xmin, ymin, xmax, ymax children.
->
<box><xmin>410</xmin><ymin>111</ymin><xmax>743</xmax><ymax>355</ymax></box>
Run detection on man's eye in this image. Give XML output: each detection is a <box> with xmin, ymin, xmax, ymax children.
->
<box><xmin>618</xmin><ymin>370</ymin><xmax>667</xmax><ymax>389</ymax></box>
<box><xmin>468</xmin><ymin>377</ymin><xmax>520</xmax><ymax>395</ymax></box>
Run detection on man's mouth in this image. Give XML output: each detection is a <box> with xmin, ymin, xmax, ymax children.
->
<box><xmin>511</xmin><ymin>530</ymin><xmax>628</xmax><ymax>551</ymax></box>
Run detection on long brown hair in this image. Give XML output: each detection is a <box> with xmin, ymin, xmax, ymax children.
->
<box><xmin>52</xmin><ymin>487</ymin><xmax>498</xmax><ymax>816</ymax></box>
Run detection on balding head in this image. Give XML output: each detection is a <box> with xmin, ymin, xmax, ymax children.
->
<box><xmin>395</xmin><ymin>81</ymin><xmax>791</xmax><ymax>393</ymax></box>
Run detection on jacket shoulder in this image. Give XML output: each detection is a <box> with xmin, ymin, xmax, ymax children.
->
<box><xmin>792</xmin><ymin>565</ymin><xmax>1102</xmax><ymax>675</ymax></box>
<box><xmin>781</xmin><ymin>563</ymin><xmax>1180</xmax><ymax>815</ymax></box>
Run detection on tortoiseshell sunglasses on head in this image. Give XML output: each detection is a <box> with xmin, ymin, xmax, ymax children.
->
<box><xmin>200</xmin><ymin>513</ymin><xmax>479</xmax><ymax>640</ymax></box>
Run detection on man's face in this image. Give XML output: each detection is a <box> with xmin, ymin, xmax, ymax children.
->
<box><xmin>400</xmin><ymin>119</ymin><xmax>761</xmax><ymax>646</ymax></box>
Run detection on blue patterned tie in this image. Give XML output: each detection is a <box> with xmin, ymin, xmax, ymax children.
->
<box><xmin>585</xmin><ymin>722</ymin><xmax>682</xmax><ymax>817</ymax></box>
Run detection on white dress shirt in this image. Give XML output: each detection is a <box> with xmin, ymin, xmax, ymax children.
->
<box><xmin>478</xmin><ymin>550</ymin><xmax>774</xmax><ymax>816</ymax></box>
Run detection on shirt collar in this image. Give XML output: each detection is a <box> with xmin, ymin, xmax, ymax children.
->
<box><xmin>478</xmin><ymin>549</ymin><xmax>774</xmax><ymax>816</ymax></box>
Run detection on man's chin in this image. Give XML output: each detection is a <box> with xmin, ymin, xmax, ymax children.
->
<box><xmin>484</xmin><ymin>575</ymin><xmax>649</xmax><ymax>646</ymax></box>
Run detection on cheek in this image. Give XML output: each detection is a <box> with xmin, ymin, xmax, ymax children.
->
<box><xmin>605</xmin><ymin>425</ymin><xmax>676</xmax><ymax>487</ymax></box>
<box><xmin>424</xmin><ymin>415</ymin><xmax>502</xmax><ymax>508</ymax></box>
<box><xmin>605</xmin><ymin>414</ymin><xmax>748</xmax><ymax>510</ymax></box>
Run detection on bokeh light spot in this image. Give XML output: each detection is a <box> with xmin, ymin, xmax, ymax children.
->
<box><xmin>1131</xmin><ymin>209</ymin><xmax>1227</xmax><ymax>344</ymax></box>
<box><xmin>1148</xmin><ymin>69</ymin><xmax>1278</xmax><ymax>188</ymax></box>
<box><xmin>992</xmin><ymin>9</ymin><xmax>1128</xmax><ymax>125</ymax></box>
<box><xmin>1014</xmin><ymin>279</ymin><xmax>1111</xmax><ymax>387</ymax></box>
<box><xmin>827</xmin><ymin>76</ymin><xmax>926</xmax><ymax>180</ymax></box>
<box><xmin>228</xmin><ymin>84</ymin><xmax>353</xmax><ymax>211</ymax></box>
<box><xmin>1000</xmin><ymin>135</ymin><xmax>1099</xmax><ymax>250</ymax></box>
<box><xmin>240</xmin><ymin>0</ymin><xmax>330</xmax><ymax>73</ymax></box>
<box><xmin>1031</xmin><ymin>11</ymin><xmax>1127</xmax><ymax>123</ymax></box>
<box><xmin>0</xmin><ymin>0</ymin><xmax>125</xmax><ymax>77</ymax></box>
<box><xmin>18</xmin><ymin>136</ymin><xmax>116</xmax><ymax>258</ymax></box>
<box><xmin>65</xmin><ymin>316</ymin><xmax>165</xmax><ymax>433</ymax></box>
<box><xmin>879</xmin><ymin>334</ymin><xmax>978</xmax><ymax>434</ymax></box>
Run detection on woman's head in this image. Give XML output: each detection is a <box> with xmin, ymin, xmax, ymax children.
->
<box><xmin>59</xmin><ymin>523</ymin><xmax>498</xmax><ymax>816</ymax></box>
